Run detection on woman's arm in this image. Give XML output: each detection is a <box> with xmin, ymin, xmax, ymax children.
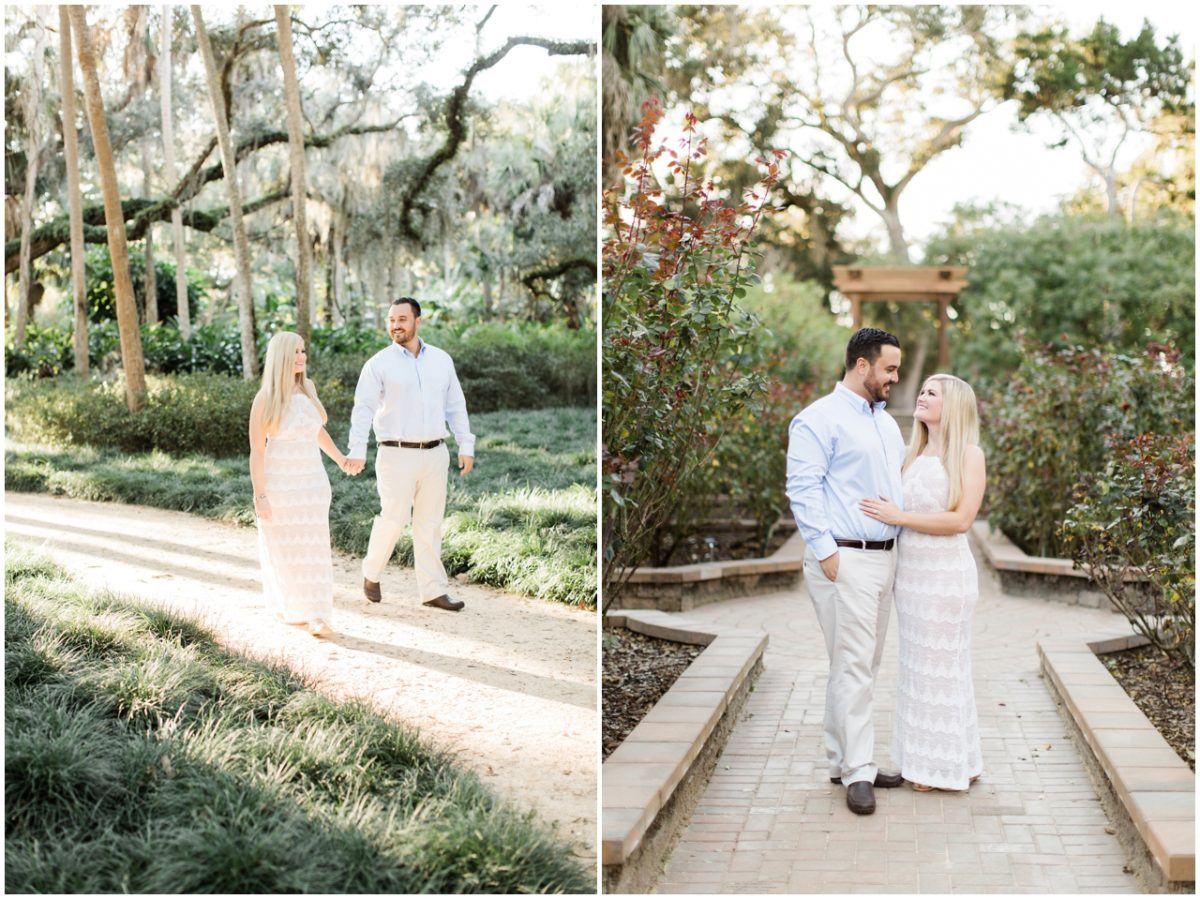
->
<box><xmin>248</xmin><ymin>391</ymin><xmax>271</xmax><ymax>520</ymax></box>
<box><xmin>860</xmin><ymin>446</ymin><xmax>986</xmax><ymax>535</ymax></box>
<box><xmin>317</xmin><ymin>427</ymin><xmax>349</xmax><ymax>471</ymax></box>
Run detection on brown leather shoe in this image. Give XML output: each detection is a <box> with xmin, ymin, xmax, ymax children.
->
<box><xmin>846</xmin><ymin>781</ymin><xmax>876</xmax><ymax>815</ymax></box>
<box><xmin>422</xmin><ymin>594</ymin><xmax>464</xmax><ymax>612</ymax></box>
<box><xmin>831</xmin><ymin>770</ymin><xmax>904</xmax><ymax>788</ymax></box>
<box><xmin>363</xmin><ymin>578</ymin><xmax>381</xmax><ymax>603</ymax></box>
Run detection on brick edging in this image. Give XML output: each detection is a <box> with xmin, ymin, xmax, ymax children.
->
<box><xmin>601</xmin><ymin>610</ymin><xmax>768</xmax><ymax>891</ymax></box>
<box><xmin>1039</xmin><ymin>636</ymin><xmax>1194</xmax><ymax>890</ymax></box>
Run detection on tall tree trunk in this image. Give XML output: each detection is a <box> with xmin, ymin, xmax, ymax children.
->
<box><xmin>192</xmin><ymin>5</ymin><xmax>258</xmax><ymax>379</ymax></box>
<box><xmin>331</xmin><ymin>215</ymin><xmax>345</xmax><ymax>325</ymax></box>
<box><xmin>159</xmin><ymin>5</ymin><xmax>191</xmax><ymax>339</ymax></box>
<box><xmin>14</xmin><ymin>11</ymin><xmax>47</xmax><ymax>347</ymax></box>
<box><xmin>69</xmin><ymin>6</ymin><xmax>147</xmax><ymax>411</ymax></box>
<box><xmin>58</xmin><ymin>7</ymin><xmax>88</xmax><ymax>375</ymax></box>
<box><xmin>274</xmin><ymin>6</ymin><xmax>312</xmax><ymax>343</ymax></box>
<box><xmin>880</xmin><ymin>201</ymin><xmax>910</xmax><ymax>262</ymax></box>
<box><xmin>141</xmin><ymin>139</ymin><xmax>158</xmax><ymax>323</ymax></box>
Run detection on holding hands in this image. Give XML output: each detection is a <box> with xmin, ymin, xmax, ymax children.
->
<box><xmin>253</xmin><ymin>493</ymin><xmax>272</xmax><ymax>521</ymax></box>
<box><xmin>859</xmin><ymin>494</ymin><xmax>904</xmax><ymax>526</ymax></box>
<box><xmin>342</xmin><ymin>457</ymin><xmax>365</xmax><ymax>476</ymax></box>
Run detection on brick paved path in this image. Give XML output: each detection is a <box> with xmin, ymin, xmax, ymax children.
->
<box><xmin>655</xmin><ymin>546</ymin><xmax>1142</xmax><ymax>893</ymax></box>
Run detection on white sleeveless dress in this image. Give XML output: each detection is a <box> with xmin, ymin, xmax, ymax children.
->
<box><xmin>256</xmin><ymin>392</ymin><xmax>334</xmax><ymax>624</ymax></box>
<box><xmin>891</xmin><ymin>454</ymin><xmax>982</xmax><ymax>789</ymax></box>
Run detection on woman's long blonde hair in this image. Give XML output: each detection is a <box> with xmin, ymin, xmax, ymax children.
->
<box><xmin>903</xmin><ymin>374</ymin><xmax>979</xmax><ymax>511</ymax></box>
<box><xmin>259</xmin><ymin>331</ymin><xmax>327</xmax><ymax>436</ymax></box>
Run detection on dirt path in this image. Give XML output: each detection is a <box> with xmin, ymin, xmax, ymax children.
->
<box><xmin>4</xmin><ymin>491</ymin><xmax>597</xmax><ymax>867</ymax></box>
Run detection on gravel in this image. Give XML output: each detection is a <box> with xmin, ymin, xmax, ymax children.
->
<box><xmin>602</xmin><ymin>628</ymin><xmax>704</xmax><ymax>760</ymax></box>
<box><xmin>1100</xmin><ymin>643</ymin><xmax>1195</xmax><ymax>770</ymax></box>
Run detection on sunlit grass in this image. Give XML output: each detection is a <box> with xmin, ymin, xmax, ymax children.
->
<box><xmin>4</xmin><ymin>543</ymin><xmax>590</xmax><ymax>894</ymax></box>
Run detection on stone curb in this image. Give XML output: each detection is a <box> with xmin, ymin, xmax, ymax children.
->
<box><xmin>1039</xmin><ymin>635</ymin><xmax>1194</xmax><ymax>889</ymax></box>
<box><xmin>612</xmin><ymin>532</ymin><xmax>806</xmax><ymax>610</ymax></box>
<box><xmin>601</xmin><ymin>609</ymin><xmax>768</xmax><ymax>890</ymax></box>
<box><xmin>972</xmin><ymin>520</ymin><xmax>1089</xmax><ymax>578</ymax></box>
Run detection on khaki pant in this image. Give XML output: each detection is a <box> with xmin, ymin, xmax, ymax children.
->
<box><xmin>803</xmin><ymin>545</ymin><xmax>897</xmax><ymax>786</ymax></box>
<box><xmin>362</xmin><ymin>443</ymin><xmax>450</xmax><ymax>600</ymax></box>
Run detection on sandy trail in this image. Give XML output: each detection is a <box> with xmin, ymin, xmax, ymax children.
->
<box><xmin>4</xmin><ymin>491</ymin><xmax>597</xmax><ymax>867</ymax></box>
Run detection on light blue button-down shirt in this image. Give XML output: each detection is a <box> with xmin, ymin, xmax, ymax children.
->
<box><xmin>348</xmin><ymin>339</ymin><xmax>475</xmax><ymax>459</ymax></box>
<box><xmin>786</xmin><ymin>381</ymin><xmax>905</xmax><ymax>560</ymax></box>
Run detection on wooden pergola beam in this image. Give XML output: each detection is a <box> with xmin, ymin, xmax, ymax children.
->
<box><xmin>833</xmin><ymin>265</ymin><xmax>968</xmax><ymax>369</ymax></box>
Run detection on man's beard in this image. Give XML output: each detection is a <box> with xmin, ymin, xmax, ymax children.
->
<box><xmin>864</xmin><ymin>376</ymin><xmax>889</xmax><ymax>404</ymax></box>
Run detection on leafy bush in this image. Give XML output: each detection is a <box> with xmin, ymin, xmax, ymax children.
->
<box><xmin>924</xmin><ymin>211</ymin><xmax>1194</xmax><ymax>389</ymax></box>
<box><xmin>7</xmin><ymin>317</ymin><xmax>594</xmax><ymax>412</ymax></box>
<box><xmin>81</xmin><ymin>245</ymin><xmax>204</xmax><ymax>324</ymax></box>
<box><xmin>6</xmin><ymin>374</ymin><xmax>258</xmax><ymax>458</ymax></box>
<box><xmin>4</xmin><ymin>324</ymin><xmax>74</xmax><ymax>379</ymax></box>
<box><xmin>983</xmin><ymin>340</ymin><xmax>1192</xmax><ymax>557</ymax></box>
<box><xmin>1061</xmin><ymin>432</ymin><xmax>1195</xmax><ymax>668</ymax></box>
<box><xmin>700</xmin><ymin>371</ymin><xmax>817</xmax><ymax>554</ymax></box>
<box><xmin>741</xmin><ymin>273</ymin><xmax>850</xmax><ymax>387</ymax></box>
<box><xmin>601</xmin><ymin>102</ymin><xmax>780</xmax><ymax>605</ymax></box>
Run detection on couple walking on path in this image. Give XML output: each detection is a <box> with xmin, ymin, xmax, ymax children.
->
<box><xmin>248</xmin><ymin>297</ymin><xmax>475</xmax><ymax>637</ymax></box>
<box><xmin>787</xmin><ymin>327</ymin><xmax>986</xmax><ymax>814</ymax></box>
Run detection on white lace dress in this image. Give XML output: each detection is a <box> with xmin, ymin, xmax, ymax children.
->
<box><xmin>892</xmin><ymin>454</ymin><xmax>982</xmax><ymax>789</ymax></box>
<box><xmin>256</xmin><ymin>392</ymin><xmax>333</xmax><ymax>625</ymax></box>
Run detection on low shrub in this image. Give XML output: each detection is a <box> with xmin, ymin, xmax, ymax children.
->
<box><xmin>1061</xmin><ymin>432</ymin><xmax>1195</xmax><ymax>668</ymax></box>
<box><xmin>6</xmin><ymin>374</ymin><xmax>258</xmax><ymax>458</ymax></box>
<box><xmin>983</xmin><ymin>340</ymin><xmax>1192</xmax><ymax>557</ymax></box>
<box><xmin>7</xmin><ymin>318</ymin><xmax>595</xmax><ymax>412</ymax></box>
<box><xmin>4</xmin><ymin>324</ymin><xmax>74</xmax><ymax>379</ymax></box>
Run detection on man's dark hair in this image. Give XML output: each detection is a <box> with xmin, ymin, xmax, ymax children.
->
<box><xmin>845</xmin><ymin>327</ymin><xmax>900</xmax><ymax>371</ymax></box>
<box><xmin>391</xmin><ymin>297</ymin><xmax>422</xmax><ymax>318</ymax></box>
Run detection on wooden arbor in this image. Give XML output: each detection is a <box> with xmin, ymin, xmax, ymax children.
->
<box><xmin>832</xmin><ymin>265</ymin><xmax>968</xmax><ymax>368</ymax></box>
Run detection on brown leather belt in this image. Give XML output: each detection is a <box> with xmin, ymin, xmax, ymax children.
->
<box><xmin>835</xmin><ymin>538</ymin><xmax>895</xmax><ymax>551</ymax></box>
<box><xmin>379</xmin><ymin>439</ymin><xmax>443</xmax><ymax>449</ymax></box>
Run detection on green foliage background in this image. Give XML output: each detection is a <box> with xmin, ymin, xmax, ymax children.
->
<box><xmin>925</xmin><ymin>212</ymin><xmax>1195</xmax><ymax>389</ymax></box>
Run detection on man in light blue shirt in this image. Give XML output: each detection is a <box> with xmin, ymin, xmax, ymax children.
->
<box><xmin>346</xmin><ymin>297</ymin><xmax>475</xmax><ymax>612</ymax></box>
<box><xmin>786</xmin><ymin>327</ymin><xmax>906</xmax><ymax>815</ymax></box>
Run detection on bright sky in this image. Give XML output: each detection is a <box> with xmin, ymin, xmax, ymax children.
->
<box><xmin>411</xmin><ymin>4</ymin><xmax>596</xmax><ymax>102</ymax></box>
<box><xmin>845</xmin><ymin>3</ymin><xmax>1198</xmax><ymax>253</ymax></box>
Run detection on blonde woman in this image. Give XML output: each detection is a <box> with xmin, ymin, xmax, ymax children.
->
<box><xmin>859</xmin><ymin>374</ymin><xmax>986</xmax><ymax>792</ymax></box>
<box><xmin>249</xmin><ymin>331</ymin><xmax>353</xmax><ymax>637</ymax></box>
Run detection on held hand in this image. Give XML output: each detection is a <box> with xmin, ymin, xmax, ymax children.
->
<box><xmin>819</xmin><ymin>551</ymin><xmax>839</xmax><ymax>582</ymax></box>
<box><xmin>859</xmin><ymin>495</ymin><xmax>903</xmax><ymax>526</ymax></box>
<box><xmin>253</xmin><ymin>494</ymin><xmax>272</xmax><ymax>522</ymax></box>
<box><xmin>344</xmin><ymin>457</ymin><xmax>366</xmax><ymax>476</ymax></box>
<box><xmin>458</xmin><ymin>454</ymin><xmax>474</xmax><ymax>476</ymax></box>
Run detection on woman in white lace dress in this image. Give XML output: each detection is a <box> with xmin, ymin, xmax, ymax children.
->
<box><xmin>249</xmin><ymin>332</ymin><xmax>352</xmax><ymax>637</ymax></box>
<box><xmin>860</xmin><ymin>374</ymin><xmax>986</xmax><ymax>792</ymax></box>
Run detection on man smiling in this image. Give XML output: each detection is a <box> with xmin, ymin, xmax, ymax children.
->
<box><xmin>785</xmin><ymin>327</ymin><xmax>906</xmax><ymax>815</ymax></box>
<box><xmin>345</xmin><ymin>297</ymin><xmax>475</xmax><ymax>612</ymax></box>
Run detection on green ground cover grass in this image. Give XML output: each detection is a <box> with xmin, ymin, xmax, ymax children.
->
<box><xmin>4</xmin><ymin>543</ymin><xmax>591</xmax><ymax>894</ymax></box>
<box><xmin>5</xmin><ymin>407</ymin><xmax>596</xmax><ymax>608</ymax></box>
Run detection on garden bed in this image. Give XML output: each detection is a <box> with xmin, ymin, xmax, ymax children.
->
<box><xmin>601</xmin><ymin>610</ymin><xmax>766</xmax><ymax>892</ymax></box>
<box><xmin>659</xmin><ymin>517</ymin><xmax>795</xmax><ymax>566</ymax></box>
<box><xmin>971</xmin><ymin>520</ymin><xmax>1140</xmax><ymax>609</ymax></box>
<box><xmin>1040</xmin><ymin>635</ymin><xmax>1194</xmax><ymax>891</ymax></box>
<box><xmin>1101</xmin><ymin>644</ymin><xmax>1194</xmax><ymax>771</ymax></box>
<box><xmin>602</xmin><ymin>628</ymin><xmax>704</xmax><ymax>761</ymax></box>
